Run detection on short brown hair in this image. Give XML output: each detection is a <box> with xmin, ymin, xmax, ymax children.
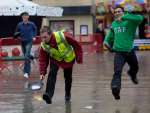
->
<box><xmin>40</xmin><ymin>26</ymin><xmax>52</xmax><ymax>34</ymax></box>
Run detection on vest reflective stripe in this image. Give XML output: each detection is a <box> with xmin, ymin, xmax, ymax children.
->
<box><xmin>41</xmin><ymin>42</ymin><xmax>63</xmax><ymax>61</ymax></box>
<box><xmin>41</xmin><ymin>31</ymin><xmax>75</xmax><ymax>62</ymax></box>
<box><xmin>54</xmin><ymin>31</ymin><xmax>75</xmax><ymax>62</ymax></box>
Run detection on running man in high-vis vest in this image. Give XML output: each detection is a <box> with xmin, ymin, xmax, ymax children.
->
<box><xmin>39</xmin><ymin>26</ymin><xmax>83</xmax><ymax>104</ymax></box>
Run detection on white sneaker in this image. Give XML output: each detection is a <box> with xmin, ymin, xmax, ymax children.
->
<box><xmin>24</xmin><ymin>73</ymin><xmax>29</xmax><ymax>78</ymax></box>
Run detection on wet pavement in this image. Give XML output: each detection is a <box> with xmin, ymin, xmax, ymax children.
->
<box><xmin>0</xmin><ymin>51</ymin><xmax>150</xmax><ymax>113</ymax></box>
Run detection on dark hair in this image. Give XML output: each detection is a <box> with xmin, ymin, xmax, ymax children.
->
<box><xmin>40</xmin><ymin>26</ymin><xmax>52</xmax><ymax>34</ymax></box>
<box><xmin>20</xmin><ymin>12</ymin><xmax>29</xmax><ymax>16</ymax></box>
<box><xmin>114</xmin><ymin>5</ymin><xmax>124</xmax><ymax>12</ymax></box>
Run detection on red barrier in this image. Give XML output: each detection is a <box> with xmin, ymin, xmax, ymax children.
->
<box><xmin>94</xmin><ymin>33</ymin><xmax>103</xmax><ymax>53</ymax></box>
<box><xmin>79</xmin><ymin>34</ymin><xmax>103</xmax><ymax>53</ymax></box>
<box><xmin>0</xmin><ymin>39</ymin><xmax>10</xmax><ymax>72</ymax></box>
<box><xmin>0</xmin><ymin>36</ymin><xmax>41</xmax><ymax>46</ymax></box>
<box><xmin>0</xmin><ymin>36</ymin><xmax>41</xmax><ymax>73</ymax></box>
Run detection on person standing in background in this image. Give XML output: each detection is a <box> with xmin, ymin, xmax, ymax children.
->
<box><xmin>96</xmin><ymin>21</ymin><xmax>105</xmax><ymax>42</ymax></box>
<box><xmin>15</xmin><ymin>12</ymin><xmax>37</xmax><ymax>78</ymax></box>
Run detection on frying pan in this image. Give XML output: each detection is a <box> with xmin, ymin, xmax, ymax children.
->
<box><xmin>27</xmin><ymin>80</ymin><xmax>44</xmax><ymax>91</ymax></box>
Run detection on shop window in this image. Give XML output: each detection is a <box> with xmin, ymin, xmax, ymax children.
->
<box><xmin>50</xmin><ymin>20</ymin><xmax>74</xmax><ymax>36</ymax></box>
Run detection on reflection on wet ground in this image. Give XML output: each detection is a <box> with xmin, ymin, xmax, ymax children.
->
<box><xmin>0</xmin><ymin>51</ymin><xmax>150</xmax><ymax>113</ymax></box>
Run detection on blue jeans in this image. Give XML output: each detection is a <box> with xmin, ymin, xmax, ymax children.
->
<box><xmin>111</xmin><ymin>50</ymin><xmax>139</xmax><ymax>90</ymax></box>
<box><xmin>21</xmin><ymin>41</ymin><xmax>32</xmax><ymax>75</ymax></box>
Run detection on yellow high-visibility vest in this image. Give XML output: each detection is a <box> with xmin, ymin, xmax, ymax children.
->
<box><xmin>41</xmin><ymin>31</ymin><xmax>75</xmax><ymax>62</ymax></box>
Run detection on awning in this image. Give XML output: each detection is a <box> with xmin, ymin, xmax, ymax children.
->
<box><xmin>0</xmin><ymin>0</ymin><xmax>63</xmax><ymax>16</ymax></box>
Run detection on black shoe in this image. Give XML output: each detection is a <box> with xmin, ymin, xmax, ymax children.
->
<box><xmin>127</xmin><ymin>71</ymin><xmax>138</xmax><ymax>84</ymax></box>
<box><xmin>65</xmin><ymin>95</ymin><xmax>71</xmax><ymax>102</ymax></box>
<box><xmin>30</xmin><ymin>55</ymin><xmax>34</xmax><ymax>60</ymax></box>
<box><xmin>112</xmin><ymin>87</ymin><xmax>120</xmax><ymax>100</ymax></box>
<box><xmin>43</xmin><ymin>93</ymin><xmax>52</xmax><ymax>104</ymax></box>
<box><xmin>131</xmin><ymin>77</ymin><xmax>138</xmax><ymax>84</ymax></box>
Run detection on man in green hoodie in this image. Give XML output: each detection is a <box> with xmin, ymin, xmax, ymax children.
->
<box><xmin>104</xmin><ymin>6</ymin><xmax>144</xmax><ymax>100</ymax></box>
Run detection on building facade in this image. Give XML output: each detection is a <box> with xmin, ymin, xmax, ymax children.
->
<box><xmin>33</xmin><ymin>0</ymin><xmax>150</xmax><ymax>40</ymax></box>
<box><xmin>33</xmin><ymin>0</ymin><xmax>95</xmax><ymax>41</ymax></box>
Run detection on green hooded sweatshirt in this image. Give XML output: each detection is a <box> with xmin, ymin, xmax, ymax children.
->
<box><xmin>104</xmin><ymin>13</ymin><xmax>144</xmax><ymax>52</ymax></box>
